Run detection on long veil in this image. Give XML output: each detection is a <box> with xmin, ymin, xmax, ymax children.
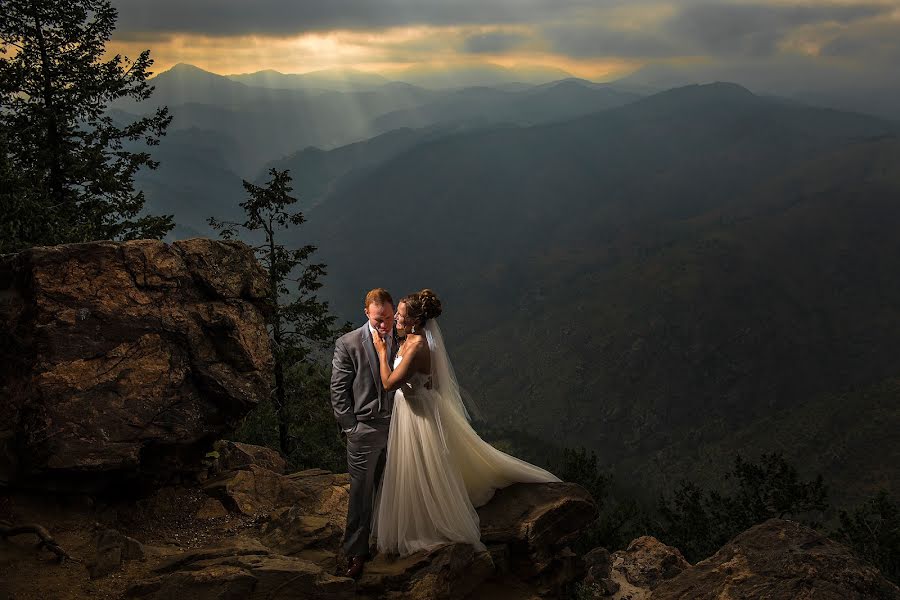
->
<box><xmin>421</xmin><ymin>318</ymin><xmax>560</xmax><ymax>507</ymax></box>
<box><xmin>424</xmin><ymin>319</ymin><xmax>482</xmax><ymax>424</ymax></box>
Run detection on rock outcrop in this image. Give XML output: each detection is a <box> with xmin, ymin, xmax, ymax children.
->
<box><xmin>581</xmin><ymin>536</ymin><xmax>690</xmax><ymax>599</ymax></box>
<box><xmin>125</xmin><ymin>537</ymin><xmax>356</xmax><ymax>600</ymax></box>
<box><xmin>119</xmin><ymin>456</ymin><xmax>598</xmax><ymax>600</ymax></box>
<box><xmin>581</xmin><ymin>518</ymin><xmax>900</xmax><ymax>600</ymax></box>
<box><xmin>358</xmin><ymin>543</ymin><xmax>496</xmax><ymax>600</ymax></box>
<box><xmin>0</xmin><ymin>239</ymin><xmax>273</xmax><ymax>490</ymax></box>
<box><xmin>478</xmin><ymin>481</ymin><xmax>598</xmax><ymax>592</ymax></box>
<box><xmin>651</xmin><ymin>518</ymin><xmax>900</xmax><ymax>600</ymax></box>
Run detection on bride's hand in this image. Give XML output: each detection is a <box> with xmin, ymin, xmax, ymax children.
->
<box><xmin>372</xmin><ymin>331</ymin><xmax>387</xmax><ymax>356</ymax></box>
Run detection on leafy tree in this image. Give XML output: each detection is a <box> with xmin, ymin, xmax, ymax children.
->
<box><xmin>0</xmin><ymin>0</ymin><xmax>173</xmax><ymax>252</ymax></box>
<box><xmin>834</xmin><ymin>489</ymin><xmax>900</xmax><ymax>585</ymax></box>
<box><xmin>657</xmin><ymin>452</ymin><xmax>829</xmax><ymax>561</ymax></box>
<box><xmin>209</xmin><ymin>168</ymin><xmax>348</xmax><ymax>457</ymax></box>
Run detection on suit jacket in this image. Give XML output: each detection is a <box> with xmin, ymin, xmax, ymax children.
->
<box><xmin>330</xmin><ymin>323</ymin><xmax>399</xmax><ymax>431</ymax></box>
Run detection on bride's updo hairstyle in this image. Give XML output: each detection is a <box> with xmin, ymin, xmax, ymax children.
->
<box><xmin>401</xmin><ymin>288</ymin><xmax>443</xmax><ymax>328</ymax></box>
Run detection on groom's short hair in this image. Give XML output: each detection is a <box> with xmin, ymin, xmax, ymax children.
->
<box><xmin>365</xmin><ymin>288</ymin><xmax>393</xmax><ymax>309</ymax></box>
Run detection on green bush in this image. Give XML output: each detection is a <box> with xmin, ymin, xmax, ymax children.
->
<box><xmin>234</xmin><ymin>359</ymin><xmax>346</xmax><ymax>473</ymax></box>
<box><xmin>834</xmin><ymin>489</ymin><xmax>899</xmax><ymax>585</ymax></box>
<box><xmin>656</xmin><ymin>452</ymin><xmax>829</xmax><ymax>562</ymax></box>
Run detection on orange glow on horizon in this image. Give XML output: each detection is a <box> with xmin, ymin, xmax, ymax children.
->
<box><xmin>107</xmin><ymin>26</ymin><xmax>645</xmax><ymax>82</ymax></box>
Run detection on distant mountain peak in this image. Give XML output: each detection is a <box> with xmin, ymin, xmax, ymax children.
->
<box><xmin>702</xmin><ymin>81</ymin><xmax>757</xmax><ymax>95</ymax></box>
<box><xmin>155</xmin><ymin>63</ymin><xmax>236</xmax><ymax>84</ymax></box>
<box><xmin>668</xmin><ymin>81</ymin><xmax>755</xmax><ymax>94</ymax></box>
<box><xmin>232</xmin><ymin>68</ymin><xmax>286</xmax><ymax>77</ymax></box>
<box><xmin>633</xmin><ymin>81</ymin><xmax>761</xmax><ymax>111</ymax></box>
<box><xmin>303</xmin><ymin>66</ymin><xmax>382</xmax><ymax>77</ymax></box>
<box><xmin>166</xmin><ymin>63</ymin><xmax>213</xmax><ymax>75</ymax></box>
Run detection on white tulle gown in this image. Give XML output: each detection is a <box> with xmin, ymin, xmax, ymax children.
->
<box><xmin>374</xmin><ymin>320</ymin><xmax>560</xmax><ymax>557</ymax></box>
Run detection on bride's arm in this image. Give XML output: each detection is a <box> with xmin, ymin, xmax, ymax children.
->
<box><xmin>375</xmin><ymin>338</ymin><xmax>426</xmax><ymax>391</ymax></box>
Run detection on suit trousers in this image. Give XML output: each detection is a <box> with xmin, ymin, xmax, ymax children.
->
<box><xmin>343</xmin><ymin>417</ymin><xmax>391</xmax><ymax>557</ymax></box>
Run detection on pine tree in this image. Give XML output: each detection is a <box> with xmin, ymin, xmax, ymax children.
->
<box><xmin>0</xmin><ymin>0</ymin><xmax>173</xmax><ymax>253</ymax></box>
<box><xmin>209</xmin><ymin>168</ymin><xmax>348</xmax><ymax>456</ymax></box>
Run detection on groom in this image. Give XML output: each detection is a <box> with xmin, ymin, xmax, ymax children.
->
<box><xmin>330</xmin><ymin>288</ymin><xmax>399</xmax><ymax>579</ymax></box>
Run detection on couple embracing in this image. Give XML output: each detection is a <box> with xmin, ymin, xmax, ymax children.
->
<box><xmin>330</xmin><ymin>288</ymin><xmax>559</xmax><ymax>579</ymax></box>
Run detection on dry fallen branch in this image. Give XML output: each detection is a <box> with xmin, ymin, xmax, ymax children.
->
<box><xmin>0</xmin><ymin>520</ymin><xmax>81</xmax><ymax>563</ymax></box>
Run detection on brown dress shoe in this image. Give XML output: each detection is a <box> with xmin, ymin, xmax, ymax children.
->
<box><xmin>345</xmin><ymin>555</ymin><xmax>367</xmax><ymax>580</ymax></box>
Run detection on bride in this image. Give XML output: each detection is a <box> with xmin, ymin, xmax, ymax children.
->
<box><xmin>371</xmin><ymin>289</ymin><xmax>560</xmax><ymax>556</ymax></box>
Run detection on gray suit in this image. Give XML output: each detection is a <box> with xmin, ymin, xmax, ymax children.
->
<box><xmin>330</xmin><ymin>323</ymin><xmax>398</xmax><ymax>557</ymax></box>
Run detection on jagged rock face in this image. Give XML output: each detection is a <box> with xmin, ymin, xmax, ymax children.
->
<box><xmin>358</xmin><ymin>543</ymin><xmax>496</xmax><ymax>599</ymax></box>
<box><xmin>651</xmin><ymin>518</ymin><xmax>900</xmax><ymax>600</ymax></box>
<box><xmin>478</xmin><ymin>481</ymin><xmax>598</xmax><ymax>590</ymax></box>
<box><xmin>0</xmin><ymin>239</ymin><xmax>273</xmax><ymax>490</ymax></box>
<box><xmin>581</xmin><ymin>536</ymin><xmax>690</xmax><ymax>599</ymax></box>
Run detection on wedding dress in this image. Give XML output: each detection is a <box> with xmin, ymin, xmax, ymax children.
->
<box><xmin>374</xmin><ymin>320</ymin><xmax>560</xmax><ymax>556</ymax></box>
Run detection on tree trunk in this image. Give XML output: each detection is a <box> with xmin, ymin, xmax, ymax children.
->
<box><xmin>267</xmin><ymin>228</ymin><xmax>291</xmax><ymax>457</ymax></box>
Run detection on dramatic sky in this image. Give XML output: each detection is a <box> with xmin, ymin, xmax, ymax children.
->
<box><xmin>108</xmin><ymin>0</ymin><xmax>900</xmax><ymax>81</ymax></box>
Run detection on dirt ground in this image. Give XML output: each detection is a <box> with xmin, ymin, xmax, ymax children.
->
<box><xmin>0</xmin><ymin>486</ymin><xmax>261</xmax><ymax>600</ymax></box>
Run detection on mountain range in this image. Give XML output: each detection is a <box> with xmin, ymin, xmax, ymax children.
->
<box><xmin>127</xmin><ymin>64</ymin><xmax>652</xmax><ymax>234</ymax></box>
<box><xmin>617</xmin><ymin>60</ymin><xmax>900</xmax><ymax>122</ymax></box>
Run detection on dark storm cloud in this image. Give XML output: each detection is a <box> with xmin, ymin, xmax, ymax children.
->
<box><xmin>666</xmin><ymin>3</ymin><xmax>891</xmax><ymax>57</ymax></box>
<box><xmin>819</xmin><ymin>20</ymin><xmax>900</xmax><ymax>62</ymax></box>
<box><xmin>462</xmin><ymin>31</ymin><xmax>530</xmax><ymax>54</ymax></box>
<box><xmin>542</xmin><ymin>25</ymin><xmax>681</xmax><ymax>59</ymax></box>
<box><xmin>112</xmin><ymin>0</ymin><xmax>597</xmax><ymax>36</ymax></box>
<box><xmin>109</xmin><ymin>0</ymin><xmax>900</xmax><ymax>74</ymax></box>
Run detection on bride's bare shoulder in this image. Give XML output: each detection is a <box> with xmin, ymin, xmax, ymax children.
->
<box><xmin>403</xmin><ymin>337</ymin><xmax>430</xmax><ymax>363</ymax></box>
<box><xmin>406</xmin><ymin>336</ymin><xmax>428</xmax><ymax>349</ymax></box>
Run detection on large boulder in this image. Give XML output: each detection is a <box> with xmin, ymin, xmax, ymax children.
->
<box><xmin>0</xmin><ymin>238</ymin><xmax>273</xmax><ymax>490</ymax></box>
<box><xmin>203</xmin><ymin>466</ymin><xmax>350</xmax><ymax>522</ymax></box>
<box><xmin>204</xmin><ymin>466</ymin><xmax>350</xmax><ymax>569</ymax></box>
<box><xmin>478</xmin><ymin>482</ymin><xmax>597</xmax><ymax>552</ymax></box>
<box><xmin>212</xmin><ymin>440</ymin><xmax>287</xmax><ymax>475</ymax></box>
<box><xmin>358</xmin><ymin>542</ymin><xmax>495</xmax><ymax>600</ymax></box>
<box><xmin>651</xmin><ymin>518</ymin><xmax>900</xmax><ymax>600</ymax></box>
<box><xmin>478</xmin><ymin>481</ymin><xmax>599</xmax><ymax>593</ymax></box>
<box><xmin>581</xmin><ymin>537</ymin><xmax>690</xmax><ymax>599</ymax></box>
